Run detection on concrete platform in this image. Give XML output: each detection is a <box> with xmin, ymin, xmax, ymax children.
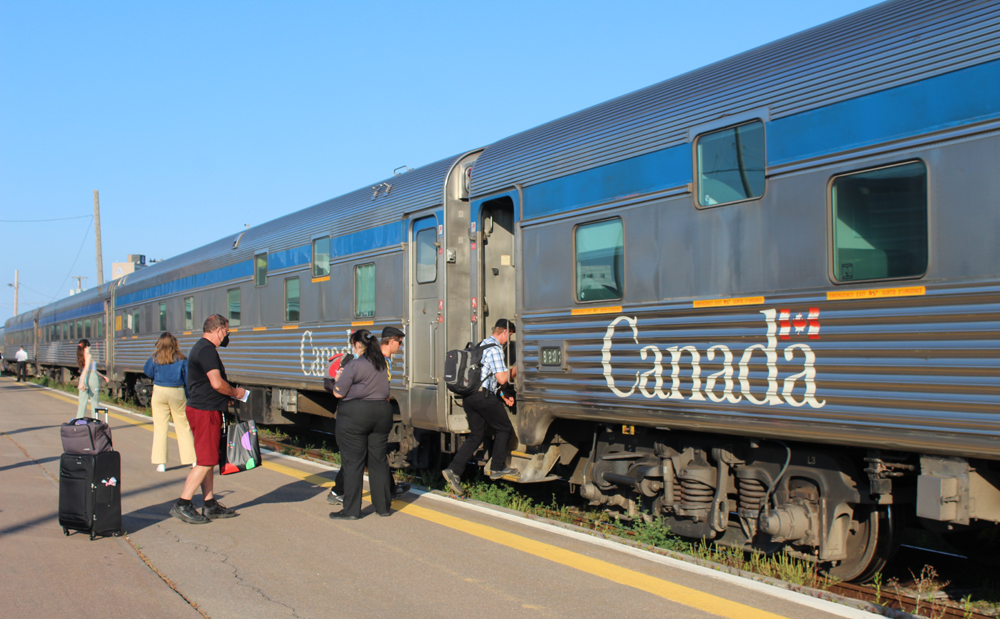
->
<box><xmin>0</xmin><ymin>375</ymin><xmax>880</xmax><ymax>619</ymax></box>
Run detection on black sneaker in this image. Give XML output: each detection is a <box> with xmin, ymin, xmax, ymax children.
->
<box><xmin>202</xmin><ymin>502</ymin><xmax>238</xmax><ymax>520</ymax></box>
<box><xmin>169</xmin><ymin>502</ymin><xmax>210</xmax><ymax>524</ymax></box>
<box><xmin>441</xmin><ymin>469</ymin><xmax>464</xmax><ymax>495</ymax></box>
<box><xmin>489</xmin><ymin>467</ymin><xmax>519</xmax><ymax>480</ymax></box>
<box><xmin>326</xmin><ymin>490</ymin><xmax>343</xmax><ymax>505</ymax></box>
<box><xmin>392</xmin><ymin>482</ymin><xmax>411</xmax><ymax>499</ymax></box>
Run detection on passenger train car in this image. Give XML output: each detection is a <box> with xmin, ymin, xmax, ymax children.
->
<box><xmin>6</xmin><ymin>0</ymin><xmax>999</xmax><ymax>581</ymax></box>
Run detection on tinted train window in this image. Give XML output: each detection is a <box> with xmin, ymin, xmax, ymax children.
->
<box><xmin>77</xmin><ymin>320</ymin><xmax>84</xmax><ymax>339</ymax></box>
<box><xmin>97</xmin><ymin>317</ymin><xmax>103</xmax><ymax>338</ymax></box>
<box><xmin>85</xmin><ymin>319</ymin><xmax>91</xmax><ymax>339</ymax></box>
<box><xmin>227</xmin><ymin>289</ymin><xmax>241</xmax><ymax>327</ymax></box>
<box><xmin>159</xmin><ymin>303</ymin><xmax>167</xmax><ymax>332</ymax></box>
<box><xmin>575</xmin><ymin>218</ymin><xmax>624</xmax><ymax>302</ymax></box>
<box><xmin>415</xmin><ymin>227</ymin><xmax>437</xmax><ymax>284</ymax></box>
<box><xmin>255</xmin><ymin>253</ymin><xmax>268</xmax><ymax>287</ymax></box>
<box><xmin>355</xmin><ymin>264</ymin><xmax>375</xmax><ymax>318</ymax></box>
<box><xmin>313</xmin><ymin>237</ymin><xmax>330</xmax><ymax>278</ymax></box>
<box><xmin>832</xmin><ymin>161</ymin><xmax>928</xmax><ymax>282</ymax></box>
<box><xmin>184</xmin><ymin>297</ymin><xmax>193</xmax><ymax>330</ymax></box>
<box><xmin>133</xmin><ymin>311</ymin><xmax>140</xmax><ymax>335</ymax></box>
<box><xmin>696</xmin><ymin>120</ymin><xmax>765</xmax><ymax>207</ymax></box>
<box><xmin>285</xmin><ymin>277</ymin><xmax>300</xmax><ymax>322</ymax></box>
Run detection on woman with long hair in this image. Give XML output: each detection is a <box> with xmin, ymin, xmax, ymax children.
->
<box><xmin>76</xmin><ymin>339</ymin><xmax>109</xmax><ymax>419</ymax></box>
<box><xmin>329</xmin><ymin>329</ymin><xmax>393</xmax><ymax>520</ymax></box>
<box><xmin>143</xmin><ymin>332</ymin><xmax>196</xmax><ymax>472</ymax></box>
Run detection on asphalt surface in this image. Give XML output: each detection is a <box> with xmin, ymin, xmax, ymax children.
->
<box><xmin>0</xmin><ymin>375</ymin><xmax>882</xmax><ymax>619</ymax></box>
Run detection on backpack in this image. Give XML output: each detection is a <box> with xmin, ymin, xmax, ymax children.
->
<box><xmin>444</xmin><ymin>341</ymin><xmax>500</xmax><ymax>396</ymax></box>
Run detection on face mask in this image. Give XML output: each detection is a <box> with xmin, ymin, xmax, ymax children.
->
<box><xmin>220</xmin><ymin>334</ymin><xmax>230</xmax><ymax>348</ymax></box>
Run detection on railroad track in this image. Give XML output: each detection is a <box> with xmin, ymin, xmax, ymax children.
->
<box><xmin>259</xmin><ymin>433</ymin><xmax>997</xmax><ymax>618</ymax></box>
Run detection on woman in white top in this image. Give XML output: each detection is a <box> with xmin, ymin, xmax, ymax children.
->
<box><xmin>76</xmin><ymin>339</ymin><xmax>109</xmax><ymax>419</ymax></box>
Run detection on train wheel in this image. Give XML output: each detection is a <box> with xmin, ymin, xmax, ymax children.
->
<box><xmin>135</xmin><ymin>379</ymin><xmax>153</xmax><ymax>408</ymax></box>
<box><xmin>825</xmin><ymin>505</ymin><xmax>899</xmax><ymax>582</ymax></box>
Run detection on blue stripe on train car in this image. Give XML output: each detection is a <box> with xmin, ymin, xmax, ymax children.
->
<box><xmin>116</xmin><ymin>259</ymin><xmax>255</xmax><ymax>307</ymax></box>
<box><xmin>40</xmin><ymin>302</ymin><xmax>106</xmax><ymax>325</ymax></box>
<box><xmin>520</xmin><ymin>58</ymin><xmax>1000</xmax><ymax>221</ymax></box>
<box><xmin>330</xmin><ymin>221</ymin><xmax>402</xmax><ymax>259</ymax></box>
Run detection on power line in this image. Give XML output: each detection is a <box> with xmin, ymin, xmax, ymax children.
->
<box><xmin>51</xmin><ymin>218</ymin><xmax>94</xmax><ymax>301</ymax></box>
<box><xmin>0</xmin><ymin>215</ymin><xmax>93</xmax><ymax>223</ymax></box>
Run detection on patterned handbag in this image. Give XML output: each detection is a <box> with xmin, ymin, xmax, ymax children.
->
<box><xmin>219</xmin><ymin>419</ymin><xmax>262</xmax><ymax>475</ymax></box>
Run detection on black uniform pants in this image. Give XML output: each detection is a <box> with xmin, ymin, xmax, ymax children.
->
<box><xmin>336</xmin><ymin>399</ymin><xmax>393</xmax><ymax>517</ymax></box>
<box><xmin>446</xmin><ymin>389</ymin><xmax>513</xmax><ymax>476</ymax></box>
<box><xmin>16</xmin><ymin>361</ymin><xmax>26</xmax><ymax>382</ymax></box>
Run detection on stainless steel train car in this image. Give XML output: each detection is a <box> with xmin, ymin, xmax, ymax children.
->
<box><xmin>7</xmin><ymin>0</ymin><xmax>999</xmax><ymax>581</ymax></box>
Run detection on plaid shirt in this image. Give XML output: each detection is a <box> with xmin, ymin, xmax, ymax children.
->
<box><xmin>478</xmin><ymin>336</ymin><xmax>507</xmax><ymax>394</ymax></box>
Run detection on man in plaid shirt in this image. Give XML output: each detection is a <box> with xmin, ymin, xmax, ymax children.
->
<box><xmin>442</xmin><ymin>319</ymin><xmax>518</xmax><ymax>494</ymax></box>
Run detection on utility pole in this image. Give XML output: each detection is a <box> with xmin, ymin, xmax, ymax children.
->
<box><xmin>71</xmin><ymin>276</ymin><xmax>88</xmax><ymax>294</ymax></box>
<box><xmin>93</xmin><ymin>190</ymin><xmax>104</xmax><ymax>286</ymax></box>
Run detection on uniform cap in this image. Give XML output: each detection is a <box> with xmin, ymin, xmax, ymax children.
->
<box><xmin>381</xmin><ymin>326</ymin><xmax>405</xmax><ymax>339</ymax></box>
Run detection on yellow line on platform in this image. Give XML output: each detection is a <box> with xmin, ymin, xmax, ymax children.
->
<box><xmin>28</xmin><ymin>382</ymin><xmax>786</xmax><ymax>619</ymax></box>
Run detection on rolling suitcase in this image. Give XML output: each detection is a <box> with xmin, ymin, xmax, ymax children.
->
<box><xmin>59</xmin><ymin>450</ymin><xmax>123</xmax><ymax>540</ymax></box>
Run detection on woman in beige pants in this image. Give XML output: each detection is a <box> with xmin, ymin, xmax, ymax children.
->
<box><xmin>143</xmin><ymin>333</ymin><xmax>196</xmax><ymax>471</ymax></box>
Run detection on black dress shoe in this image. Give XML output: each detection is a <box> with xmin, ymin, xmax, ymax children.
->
<box><xmin>329</xmin><ymin>511</ymin><xmax>359</xmax><ymax>521</ymax></box>
<box><xmin>378</xmin><ymin>511</ymin><xmax>391</xmax><ymax>518</ymax></box>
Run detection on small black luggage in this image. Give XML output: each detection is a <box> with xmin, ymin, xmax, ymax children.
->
<box><xmin>60</xmin><ymin>407</ymin><xmax>113</xmax><ymax>455</ymax></box>
<box><xmin>59</xmin><ymin>450</ymin><xmax>123</xmax><ymax>540</ymax></box>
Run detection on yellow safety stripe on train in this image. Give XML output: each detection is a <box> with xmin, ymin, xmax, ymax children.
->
<box><xmin>282</xmin><ymin>325</ymin><xmax>299</xmax><ymax>330</ymax></box>
<box><xmin>311</xmin><ymin>276</ymin><xmax>330</xmax><ymax>283</ymax></box>
<box><xmin>693</xmin><ymin>296</ymin><xmax>765</xmax><ymax>308</ymax></box>
<box><xmin>183</xmin><ymin>331</ymin><xmax>192</xmax><ymax>335</ymax></box>
<box><xmin>253</xmin><ymin>327</ymin><xmax>267</xmax><ymax>331</ymax></box>
<box><xmin>827</xmin><ymin>286</ymin><xmax>926</xmax><ymax>300</ymax></box>
<box><xmin>351</xmin><ymin>320</ymin><xmax>374</xmax><ymax>326</ymax></box>
<box><xmin>570</xmin><ymin>306</ymin><xmax>622</xmax><ymax>316</ymax></box>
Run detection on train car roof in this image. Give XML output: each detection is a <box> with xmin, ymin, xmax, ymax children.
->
<box><xmin>469</xmin><ymin>0</ymin><xmax>1000</xmax><ymax>199</ymax></box>
<box><xmin>111</xmin><ymin>152</ymin><xmax>468</xmax><ymax>295</ymax></box>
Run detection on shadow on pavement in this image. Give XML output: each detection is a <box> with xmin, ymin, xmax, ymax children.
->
<box><xmin>0</xmin><ymin>424</ymin><xmax>61</xmax><ymax>436</ymax></box>
<box><xmin>0</xmin><ymin>455</ymin><xmax>60</xmax><ymax>473</ymax></box>
<box><xmin>229</xmin><ymin>475</ymin><xmax>333</xmax><ymax>512</ymax></box>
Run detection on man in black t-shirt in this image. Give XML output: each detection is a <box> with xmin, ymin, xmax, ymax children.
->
<box><xmin>168</xmin><ymin>314</ymin><xmax>247</xmax><ymax>525</ymax></box>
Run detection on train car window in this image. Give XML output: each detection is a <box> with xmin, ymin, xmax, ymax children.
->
<box><xmin>133</xmin><ymin>310</ymin><xmax>140</xmax><ymax>335</ymax></box>
<box><xmin>77</xmin><ymin>320</ymin><xmax>84</xmax><ymax>339</ymax></box>
<box><xmin>69</xmin><ymin>321</ymin><xmax>75</xmax><ymax>340</ymax></box>
<box><xmin>62</xmin><ymin>323</ymin><xmax>68</xmax><ymax>340</ymax></box>
<box><xmin>831</xmin><ymin>161</ymin><xmax>928</xmax><ymax>283</ymax></box>
<box><xmin>255</xmin><ymin>252</ymin><xmax>268</xmax><ymax>287</ymax></box>
<box><xmin>415</xmin><ymin>227</ymin><xmax>437</xmax><ymax>284</ymax></box>
<box><xmin>354</xmin><ymin>264</ymin><xmax>375</xmax><ymax>318</ymax></box>
<box><xmin>184</xmin><ymin>297</ymin><xmax>193</xmax><ymax>330</ymax></box>
<box><xmin>97</xmin><ymin>317</ymin><xmax>103</xmax><ymax>338</ymax></box>
<box><xmin>159</xmin><ymin>302</ymin><xmax>167</xmax><ymax>331</ymax></box>
<box><xmin>313</xmin><ymin>237</ymin><xmax>330</xmax><ymax>278</ymax></box>
<box><xmin>575</xmin><ymin>218</ymin><xmax>624</xmax><ymax>302</ymax></box>
<box><xmin>227</xmin><ymin>288</ymin><xmax>241</xmax><ymax>327</ymax></box>
<box><xmin>696</xmin><ymin>120</ymin><xmax>765</xmax><ymax>207</ymax></box>
<box><xmin>285</xmin><ymin>277</ymin><xmax>300</xmax><ymax>322</ymax></box>
<box><xmin>84</xmin><ymin>319</ymin><xmax>92</xmax><ymax>339</ymax></box>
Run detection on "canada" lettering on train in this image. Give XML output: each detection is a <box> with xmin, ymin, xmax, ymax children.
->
<box><xmin>601</xmin><ymin>309</ymin><xmax>826</xmax><ymax>408</ymax></box>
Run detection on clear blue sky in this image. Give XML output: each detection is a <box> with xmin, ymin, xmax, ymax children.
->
<box><xmin>0</xmin><ymin>0</ymin><xmax>883</xmax><ymax>318</ymax></box>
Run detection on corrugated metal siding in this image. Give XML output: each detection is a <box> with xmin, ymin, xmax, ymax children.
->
<box><xmin>519</xmin><ymin>280</ymin><xmax>1000</xmax><ymax>459</ymax></box>
<box><xmin>470</xmin><ymin>0</ymin><xmax>1000</xmax><ymax>198</ymax></box>
<box><xmin>113</xmin><ymin>155</ymin><xmax>462</xmax><ymax>298</ymax></box>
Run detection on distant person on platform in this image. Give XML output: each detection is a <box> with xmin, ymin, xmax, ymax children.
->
<box><xmin>144</xmin><ymin>332</ymin><xmax>196</xmax><ymax>473</ymax></box>
<box><xmin>15</xmin><ymin>346</ymin><xmax>28</xmax><ymax>382</ymax></box>
<box><xmin>76</xmin><ymin>339</ymin><xmax>109</xmax><ymax>419</ymax></box>
<box><xmin>169</xmin><ymin>314</ymin><xmax>244</xmax><ymax>525</ymax></box>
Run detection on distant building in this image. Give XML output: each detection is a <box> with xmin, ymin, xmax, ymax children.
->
<box><xmin>112</xmin><ymin>254</ymin><xmax>146</xmax><ymax>280</ymax></box>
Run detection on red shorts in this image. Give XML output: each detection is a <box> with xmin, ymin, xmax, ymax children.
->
<box><xmin>186</xmin><ymin>406</ymin><xmax>223</xmax><ymax>467</ymax></box>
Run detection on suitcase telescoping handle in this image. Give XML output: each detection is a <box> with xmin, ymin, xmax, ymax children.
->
<box><xmin>94</xmin><ymin>406</ymin><xmax>109</xmax><ymax>424</ymax></box>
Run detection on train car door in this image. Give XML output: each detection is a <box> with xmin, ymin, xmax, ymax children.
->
<box><xmin>407</xmin><ymin>214</ymin><xmax>443</xmax><ymax>430</ymax></box>
<box><xmin>478</xmin><ymin>196</ymin><xmax>517</xmax><ymax>369</ymax></box>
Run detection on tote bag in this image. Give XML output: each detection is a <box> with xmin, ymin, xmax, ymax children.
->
<box><xmin>219</xmin><ymin>420</ymin><xmax>262</xmax><ymax>475</ymax></box>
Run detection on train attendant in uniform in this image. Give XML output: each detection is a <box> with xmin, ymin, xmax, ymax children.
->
<box><xmin>75</xmin><ymin>339</ymin><xmax>109</xmax><ymax>419</ymax></box>
<box><xmin>326</xmin><ymin>325</ymin><xmax>411</xmax><ymax>505</ymax></box>
<box><xmin>15</xmin><ymin>345</ymin><xmax>28</xmax><ymax>382</ymax></box>
<box><xmin>169</xmin><ymin>314</ymin><xmax>245</xmax><ymax>525</ymax></box>
<box><xmin>143</xmin><ymin>332</ymin><xmax>196</xmax><ymax>473</ymax></box>
<box><xmin>441</xmin><ymin>318</ymin><xmax>518</xmax><ymax>495</ymax></box>
<box><xmin>329</xmin><ymin>329</ymin><xmax>393</xmax><ymax>520</ymax></box>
